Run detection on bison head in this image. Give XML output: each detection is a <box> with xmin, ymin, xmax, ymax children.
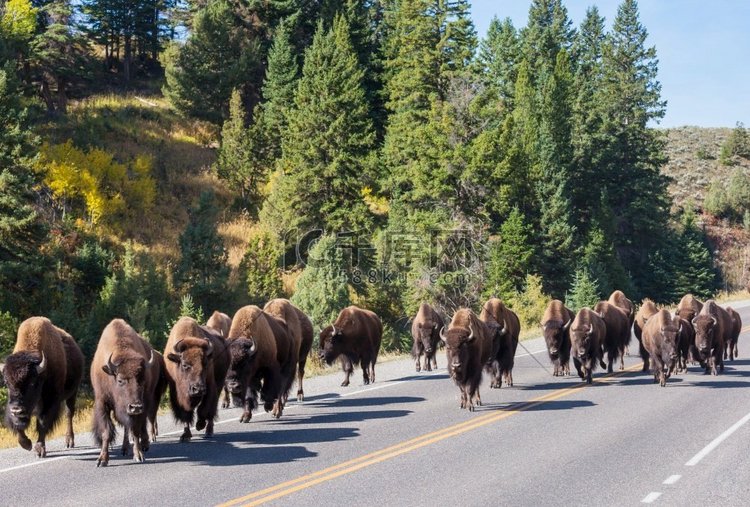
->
<box><xmin>167</xmin><ymin>338</ymin><xmax>214</xmax><ymax>409</ymax></box>
<box><xmin>569</xmin><ymin>325</ymin><xmax>595</xmax><ymax>361</ymax></box>
<box><xmin>225</xmin><ymin>337</ymin><xmax>257</xmax><ymax>406</ymax></box>
<box><xmin>2</xmin><ymin>352</ymin><xmax>47</xmax><ymax>431</ymax></box>
<box><xmin>692</xmin><ymin>315</ymin><xmax>717</xmax><ymax>359</ymax></box>
<box><xmin>415</xmin><ymin>321</ymin><xmax>439</xmax><ymax>355</ymax></box>
<box><xmin>542</xmin><ymin>319</ymin><xmax>571</xmax><ymax>360</ymax></box>
<box><xmin>102</xmin><ymin>350</ymin><xmax>155</xmax><ymax>417</ymax></box>
<box><xmin>318</xmin><ymin>325</ymin><xmax>347</xmax><ymax>365</ymax></box>
<box><xmin>439</xmin><ymin>325</ymin><xmax>475</xmax><ymax>380</ymax></box>
<box><xmin>659</xmin><ymin>318</ymin><xmax>682</xmax><ymax>367</ymax></box>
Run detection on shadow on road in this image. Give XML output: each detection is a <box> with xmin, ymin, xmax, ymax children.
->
<box><xmin>475</xmin><ymin>399</ymin><xmax>596</xmax><ymax>412</ymax></box>
<box><xmin>223</xmin><ymin>426</ymin><xmax>360</xmax><ymax>445</ymax></box>
<box><xmin>278</xmin><ymin>409</ymin><xmax>414</xmax><ymax>426</ymax></box>
<box><xmin>306</xmin><ymin>395</ymin><xmax>426</xmax><ymax>408</ymax></box>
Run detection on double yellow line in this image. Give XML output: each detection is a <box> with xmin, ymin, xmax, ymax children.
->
<box><xmin>218</xmin><ymin>362</ymin><xmax>644</xmax><ymax>507</ymax></box>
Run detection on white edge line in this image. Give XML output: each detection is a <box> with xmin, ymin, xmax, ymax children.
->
<box><xmin>641</xmin><ymin>492</ymin><xmax>662</xmax><ymax>503</ymax></box>
<box><xmin>663</xmin><ymin>474</ymin><xmax>681</xmax><ymax>485</ymax></box>
<box><xmin>685</xmin><ymin>410</ymin><xmax>750</xmax><ymax>466</ymax></box>
<box><xmin>0</xmin><ymin>456</ymin><xmax>68</xmax><ymax>474</ymax></box>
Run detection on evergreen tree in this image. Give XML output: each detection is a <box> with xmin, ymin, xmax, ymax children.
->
<box><xmin>262</xmin><ymin>16</ymin><xmax>376</xmax><ymax>236</ymax></box>
<box><xmin>476</xmin><ymin>16</ymin><xmax>519</xmax><ymax>109</ymax></box>
<box><xmin>291</xmin><ymin>234</ymin><xmax>350</xmax><ymax>332</ymax></box>
<box><xmin>163</xmin><ymin>0</ymin><xmax>259</xmax><ymax>124</ymax></box>
<box><xmin>521</xmin><ymin>0</ymin><xmax>574</xmax><ymax>84</ymax></box>
<box><xmin>596</xmin><ymin>0</ymin><xmax>669</xmax><ymax>290</ymax></box>
<box><xmin>673</xmin><ymin>212</ymin><xmax>718</xmax><ymax>300</ymax></box>
<box><xmin>484</xmin><ymin>207</ymin><xmax>534</xmax><ymax>300</ymax></box>
<box><xmin>565</xmin><ymin>268</ymin><xmax>600</xmax><ymax>312</ymax></box>
<box><xmin>437</xmin><ymin>0</ymin><xmax>477</xmax><ymax>90</ymax></box>
<box><xmin>175</xmin><ymin>191</ymin><xmax>230</xmax><ymax>313</ymax></box>
<box><xmin>0</xmin><ymin>66</ymin><xmax>48</xmax><ymax>316</ymax></box>
<box><xmin>240</xmin><ymin>227</ymin><xmax>283</xmax><ymax>305</ymax></box>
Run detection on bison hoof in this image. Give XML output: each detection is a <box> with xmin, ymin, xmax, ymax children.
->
<box><xmin>196</xmin><ymin>419</ymin><xmax>206</xmax><ymax>431</ymax></box>
<box><xmin>34</xmin><ymin>442</ymin><xmax>46</xmax><ymax>458</ymax></box>
<box><xmin>121</xmin><ymin>444</ymin><xmax>129</xmax><ymax>456</ymax></box>
<box><xmin>205</xmin><ymin>424</ymin><xmax>214</xmax><ymax>438</ymax></box>
<box><xmin>297</xmin><ymin>390</ymin><xmax>304</xmax><ymax>402</ymax></box>
<box><xmin>415</xmin><ymin>365</ymin><xmax>421</xmax><ymax>372</ymax></box>
<box><xmin>425</xmin><ymin>365</ymin><xmax>432</xmax><ymax>372</ymax></box>
<box><xmin>96</xmin><ymin>456</ymin><xmax>108</xmax><ymax>467</ymax></box>
<box><xmin>239</xmin><ymin>412</ymin><xmax>252</xmax><ymax>423</ymax></box>
<box><xmin>65</xmin><ymin>435</ymin><xmax>74</xmax><ymax>448</ymax></box>
<box><xmin>340</xmin><ymin>381</ymin><xmax>350</xmax><ymax>387</ymax></box>
<box><xmin>18</xmin><ymin>435</ymin><xmax>32</xmax><ymax>451</ymax></box>
<box><xmin>133</xmin><ymin>450</ymin><xmax>145</xmax><ymax>463</ymax></box>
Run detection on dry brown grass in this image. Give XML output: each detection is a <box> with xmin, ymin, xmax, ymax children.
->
<box><xmin>0</xmin><ymin>396</ymin><xmax>94</xmax><ymax>450</ymax></box>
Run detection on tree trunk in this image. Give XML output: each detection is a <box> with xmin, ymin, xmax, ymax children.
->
<box><xmin>124</xmin><ymin>34</ymin><xmax>132</xmax><ymax>82</ymax></box>
<box><xmin>40</xmin><ymin>79</ymin><xmax>55</xmax><ymax>114</ymax></box>
<box><xmin>56</xmin><ymin>77</ymin><xmax>67</xmax><ymax>115</ymax></box>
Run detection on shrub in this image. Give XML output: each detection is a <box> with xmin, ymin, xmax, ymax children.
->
<box><xmin>0</xmin><ymin>311</ymin><xmax>18</xmax><ymax>358</ymax></box>
<box><xmin>507</xmin><ymin>274</ymin><xmax>550</xmax><ymax>330</ymax></box>
<box><xmin>240</xmin><ymin>227</ymin><xmax>283</xmax><ymax>304</ymax></box>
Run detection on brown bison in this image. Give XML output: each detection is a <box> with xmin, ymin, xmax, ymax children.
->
<box><xmin>541</xmin><ymin>300</ymin><xmax>574</xmax><ymax>377</ymax></box>
<box><xmin>263</xmin><ymin>298</ymin><xmax>314</xmax><ymax>402</ymax></box>
<box><xmin>608</xmin><ymin>290</ymin><xmax>635</xmax><ymax>326</ymax></box>
<box><xmin>164</xmin><ymin>317</ymin><xmax>229</xmax><ymax>442</ymax></box>
<box><xmin>642</xmin><ymin>310</ymin><xmax>682</xmax><ymax>386</ymax></box>
<box><xmin>411</xmin><ymin>303</ymin><xmax>444</xmax><ymax>372</ymax></box>
<box><xmin>692</xmin><ymin>300</ymin><xmax>732</xmax><ymax>375</ymax></box>
<box><xmin>206</xmin><ymin>311</ymin><xmax>232</xmax><ymax>337</ymax></box>
<box><xmin>479</xmin><ymin>298</ymin><xmax>520</xmax><ymax>388</ymax></box>
<box><xmin>225</xmin><ymin>305</ymin><xmax>295</xmax><ymax>422</ymax></box>
<box><xmin>633</xmin><ymin>299</ymin><xmax>658</xmax><ymax>371</ymax></box>
<box><xmin>91</xmin><ymin>319</ymin><xmax>165</xmax><ymax>467</ymax></box>
<box><xmin>1</xmin><ymin>317</ymin><xmax>83</xmax><ymax>457</ymax></box>
<box><xmin>594</xmin><ymin>301</ymin><xmax>631</xmax><ymax>372</ymax></box>
<box><xmin>725</xmin><ymin>306</ymin><xmax>741</xmax><ymax>361</ymax></box>
<box><xmin>319</xmin><ymin>306</ymin><xmax>382</xmax><ymax>387</ymax></box>
<box><xmin>676</xmin><ymin>294</ymin><xmax>703</xmax><ymax>322</ymax></box>
<box><xmin>440</xmin><ymin>309</ymin><xmax>494</xmax><ymax>410</ymax></box>
<box><xmin>569</xmin><ymin>308</ymin><xmax>607</xmax><ymax>384</ymax></box>
<box><xmin>676</xmin><ymin>317</ymin><xmax>695</xmax><ymax>373</ymax></box>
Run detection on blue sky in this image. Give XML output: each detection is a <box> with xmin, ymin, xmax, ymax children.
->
<box><xmin>470</xmin><ymin>1</ymin><xmax>750</xmax><ymax>128</ymax></box>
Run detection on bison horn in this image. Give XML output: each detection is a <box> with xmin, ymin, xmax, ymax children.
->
<box><xmin>562</xmin><ymin>319</ymin><xmax>572</xmax><ymax>331</ymax></box>
<box><xmin>204</xmin><ymin>338</ymin><xmax>214</xmax><ymax>357</ymax></box>
<box><xmin>36</xmin><ymin>352</ymin><xmax>47</xmax><ymax>375</ymax></box>
<box><xmin>587</xmin><ymin>325</ymin><xmax>594</xmax><ymax>336</ymax></box>
<box><xmin>246</xmin><ymin>338</ymin><xmax>258</xmax><ymax>356</ymax></box>
<box><xmin>174</xmin><ymin>339</ymin><xmax>186</xmax><ymax>353</ymax></box>
<box><xmin>439</xmin><ymin>326</ymin><xmax>448</xmax><ymax>343</ymax></box>
<box><xmin>678</xmin><ymin>323</ymin><xmax>683</xmax><ymax>335</ymax></box>
<box><xmin>498</xmin><ymin>322</ymin><xmax>507</xmax><ymax>336</ymax></box>
<box><xmin>331</xmin><ymin>325</ymin><xmax>338</xmax><ymax>336</ymax></box>
<box><xmin>106</xmin><ymin>353</ymin><xmax>118</xmax><ymax>375</ymax></box>
<box><xmin>467</xmin><ymin>326</ymin><xmax>475</xmax><ymax>342</ymax></box>
<box><xmin>146</xmin><ymin>349</ymin><xmax>155</xmax><ymax>367</ymax></box>
<box><xmin>711</xmin><ymin>317</ymin><xmax>717</xmax><ymax>327</ymax></box>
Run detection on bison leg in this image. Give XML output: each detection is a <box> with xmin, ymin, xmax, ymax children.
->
<box><xmin>297</xmin><ymin>358</ymin><xmax>306</xmax><ymax>402</ymax></box>
<box><xmin>341</xmin><ymin>357</ymin><xmax>354</xmax><ymax>387</ymax></box>
<box><xmin>180</xmin><ymin>424</ymin><xmax>192</xmax><ymax>442</ymax></box>
<box><xmin>131</xmin><ymin>427</ymin><xmax>145</xmax><ymax>463</ymax></box>
<box><xmin>65</xmin><ymin>392</ymin><xmax>77</xmax><ymax>449</ymax></box>
<box><xmin>121</xmin><ymin>430</ymin><xmax>130</xmax><ymax>456</ymax></box>
<box><xmin>17</xmin><ymin>430</ymin><xmax>32</xmax><ymax>452</ymax></box>
<box><xmin>272</xmin><ymin>399</ymin><xmax>284</xmax><ymax>419</ymax></box>
<box><xmin>222</xmin><ymin>386</ymin><xmax>231</xmax><ymax>409</ymax></box>
<box><xmin>639</xmin><ymin>341</ymin><xmax>650</xmax><ymax>372</ymax></box>
<box><xmin>362</xmin><ymin>358</ymin><xmax>371</xmax><ymax>385</ymax></box>
<box><xmin>573</xmin><ymin>357</ymin><xmax>584</xmax><ymax>381</ymax></box>
<box><xmin>34</xmin><ymin>399</ymin><xmax>61</xmax><ymax>458</ymax></box>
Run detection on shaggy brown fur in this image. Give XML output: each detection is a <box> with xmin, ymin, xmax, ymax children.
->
<box><xmin>569</xmin><ymin>308</ymin><xmax>606</xmax><ymax>384</ymax></box>
<box><xmin>541</xmin><ymin>300</ymin><xmax>574</xmax><ymax>377</ymax></box>
<box><xmin>411</xmin><ymin>303</ymin><xmax>444</xmax><ymax>372</ymax></box>
<box><xmin>319</xmin><ymin>306</ymin><xmax>382</xmax><ymax>387</ymax></box>
<box><xmin>206</xmin><ymin>311</ymin><xmax>232</xmax><ymax>337</ymax></box>
<box><xmin>2</xmin><ymin>317</ymin><xmax>83</xmax><ymax>457</ymax></box>
<box><xmin>725</xmin><ymin>306</ymin><xmax>741</xmax><ymax>361</ymax></box>
<box><xmin>479</xmin><ymin>298</ymin><xmax>520</xmax><ymax>388</ymax></box>
<box><xmin>676</xmin><ymin>294</ymin><xmax>703</xmax><ymax>322</ymax></box>
<box><xmin>594</xmin><ymin>301</ymin><xmax>631</xmax><ymax>373</ymax></box>
<box><xmin>642</xmin><ymin>310</ymin><xmax>682</xmax><ymax>386</ymax></box>
<box><xmin>692</xmin><ymin>300</ymin><xmax>732</xmax><ymax>375</ymax></box>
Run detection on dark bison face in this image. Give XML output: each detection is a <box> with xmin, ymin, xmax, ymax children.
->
<box><xmin>167</xmin><ymin>339</ymin><xmax>213</xmax><ymax>408</ymax></box>
<box><xmin>439</xmin><ymin>326</ymin><xmax>475</xmax><ymax>379</ymax></box>
<box><xmin>2</xmin><ymin>352</ymin><xmax>47</xmax><ymax>430</ymax></box>
<box><xmin>692</xmin><ymin>315</ymin><xmax>717</xmax><ymax>359</ymax></box>
<box><xmin>318</xmin><ymin>325</ymin><xmax>345</xmax><ymax>365</ymax></box>
<box><xmin>569</xmin><ymin>326</ymin><xmax>594</xmax><ymax>360</ymax></box>
<box><xmin>659</xmin><ymin>322</ymin><xmax>682</xmax><ymax>366</ymax></box>
<box><xmin>416</xmin><ymin>322</ymin><xmax>438</xmax><ymax>354</ymax></box>
<box><xmin>102</xmin><ymin>351</ymin><xmax>155</xmax><ymax>416</ymax></box>
<box><xmin>543</xmin><ymin>320</ymin><xmax>571</xmax><ymax>359</ymax></box>
<box><xmin>225</xmin><ymin>338</ymin><xmax>257</xmax><ymax>404</ymax></box>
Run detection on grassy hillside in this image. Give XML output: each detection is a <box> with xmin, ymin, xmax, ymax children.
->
<box><xmin>662</xmin><ymin>126</ymin><xmax>750</xmax><ymax>290</ymax></box>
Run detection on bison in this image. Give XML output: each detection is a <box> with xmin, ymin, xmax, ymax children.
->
<box><xmin>594</xmin><ymin>301</ymin><xmax>631</xmax><ymax>372</ymax></box>
<box><xmin>676</xmin><ymin>317</ymin><xmax>695</xmax><ymax>373</ymax></box>
<box><xmin>206</xmin><ymin>311</ymin><xmax>232</xmax><ymax>337</ymax></box>
<box><xmin>692</xmin><ymin>300</ymin><xmax>732</xmax><ymax>375</ymax></box>
<box><xmin>479</xmin><ymin>298</ymin><xmax>520</xmax><ymax>388</ymax></box>
<box><xmin>569</xmin><ymin>308</ymin><xmax>606</xmax><ymax>384</ymax></box>
<box><xmin>411</xmin><ymin>303</ymin><xmax>444</xmax><ymax>372</ymax></box>
<box><xmin>439</xmin><ymin>309</ymin><xmax>494</xmax><ymax>410</ymax></box>
<box><xmin>608</xmin><ymin>290</ymin><xmax>635</xmax><ymax>327</ymax></box>
<box><xmin>634</xmin><ymin>299</ymin><xmax>658</xmax><ymax>371</ymax></box>
<box><xmin>642</xmin><ymin>310</ymin><xmax>682</xmax><ymax>386</ymax></box>
<box><xmin>91</xmin><ymin>319</ymin><xmax>165</xmax><ymax>467</ymax></box>
<box><xmin>725</xmin><ymin>306</ymin><xmax>741</xmax><ymax>361</ymax></box>
<box><xmin>1</xmin><ymin>317</ymin><xmax>83</xmax><ymax>457</ymax></box>
<box><xmin>164</xmin><ymin>317</ymin><xmax>229</xmax><ymax>442</ymax></box>
<box><xmin>676</xmin><ymin>294</ymin><xmax>703</xmax><ymax>322</ymax></box>
<box><xmin>263</xmin><ymin>298</ymin><xmax>314</xmax><ymax>402</ymax></box>
<box><xmin>225</xmin><ymin>305</ymin><xmax>294</xmax><ymax>422</ymax></box>
<box><xmin>319</xmin><ymin>306</ymin><xmax>382</xmax><ymax>387</ymax></box>
<box><xmin>541</xmin><ymin>300</ymin><xmax>574</xmax><ymax>377</ymax></box>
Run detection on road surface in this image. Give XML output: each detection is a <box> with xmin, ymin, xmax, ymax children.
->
<box><xmin>2</xmin><ymin>302</ymin><xmax>750</xmax><ymax>506</ymax></box>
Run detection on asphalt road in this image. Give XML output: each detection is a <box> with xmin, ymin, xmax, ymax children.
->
<box><xmin>2</xmin><ymin>302</ymin><xmax>750</xmax><ymax>506</ymax></box>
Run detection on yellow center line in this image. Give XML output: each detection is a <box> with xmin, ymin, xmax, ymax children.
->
<box><xmin>217</xmin><ymin>362</ymin><xmax>643</xmax><ymax>507</ymax></box>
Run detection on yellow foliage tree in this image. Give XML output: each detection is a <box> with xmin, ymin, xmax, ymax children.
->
<box><xmin>0</xmin><ymin>0</ymin><xmax>37</xmax><ymax>43</ymax></box>
<box><xmin>38</xmin><ymin>140</ymin><xmax>156</xmax><ymax>226</ymax></box>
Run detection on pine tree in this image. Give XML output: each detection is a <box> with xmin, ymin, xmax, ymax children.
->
<box><xmin>596</xmin><ymin>0</ymin><xmax>669</xmax><ymax>290</ymax></box>
<box><xmin>262</xmin><ymin>16</ymin><xmax>376</xmax><ymax>236</ymax></box>
<box><xmin>565</xmin><ymin>268</ymin><xmax>600</xmax><ymax>312</ymax></box>
<box><xmin>176</xmin><ymin>191</ymin><xmax>230</xmax><ymax>313</ymax></box>
<box><xmin>673</xmin><ymin>212</ymin><xmax>718</xmax><ymax>300</ymax></box>
<box><xmin>240</xmin><ymin>227</ymin><xmax>283</xmax><ymax>305</ymax></box>
<box><xmin>484</xmin><ymin>207</ymin><xmax>534</xmax><ymax>300</ymax></box>
<box><xmin>437</xmin><ymin>0</ymin><xmax>477</xmax><ymax>91</ymax></box>
<box><xmin>476</xmin><ymin>16</ymin><xmax>519</xmax><ymax>109</ymax></box>
<box><xmin>291</xmin><ymin>234</ymin><xmax>351</xmax><ymax>332</ymax></box>
<box><xmin>521</xmin><ymin>0</ymin><xmax>574</xmax><ymax>84</ymax></box>
<box><xmin>163</xmin><ymin>0</ymin><xmax>259</xmax><ymax>124</ymax></box>
<box><xmin>0</xmin><ymin>66</ymin><xmax>48</xmax><ymax>316</ymax></box>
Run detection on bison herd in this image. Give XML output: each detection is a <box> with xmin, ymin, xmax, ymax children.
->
<box><xmin>0</xmin><ymin>291</ymin><xmax>743</xmax><ymax>465</ymax></box>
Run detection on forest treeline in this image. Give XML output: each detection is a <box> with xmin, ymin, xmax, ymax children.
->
<box><xmin>0</xmin><ymin>0</ymin><xmax>726</xmax><ymax>363</ymax></box>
